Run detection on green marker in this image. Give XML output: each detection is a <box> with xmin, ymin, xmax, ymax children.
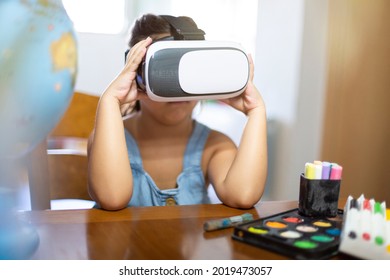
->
<box><xmin>373</xmin><ymin>201</ymin><xmax>385</xmax><ymax>246</ymax></box>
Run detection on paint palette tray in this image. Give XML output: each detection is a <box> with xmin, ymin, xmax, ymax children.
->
<box><xmin>232</xmin><ymin>208</ymin><xmax>343</xmax><ymax>259</ymax></box>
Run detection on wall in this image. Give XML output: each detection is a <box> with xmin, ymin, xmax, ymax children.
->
<box><xmin>254</xmin><ymin>0</ymin><xmax>329</xmax><ymax>200</ymax></box>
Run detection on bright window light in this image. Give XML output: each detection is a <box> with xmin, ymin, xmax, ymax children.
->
<box><xmin>62</xmin><ymin>0</ymin><xmax>126</xmax><ymax>34</ymax></box>
<box><xmin>170</xmin><ymin>0</ymin><xmax>258</xmax><ymax>56</ymax></box>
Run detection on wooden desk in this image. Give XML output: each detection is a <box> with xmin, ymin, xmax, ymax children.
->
<box><xmin>19</xmin><ymin>200</ymin><xmax>345</xmax><ymax>260</ymax></box>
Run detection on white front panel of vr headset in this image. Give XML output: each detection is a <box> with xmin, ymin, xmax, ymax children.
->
<box><xmin>178</xmin><ymin>49</ymin><xmax>249</xmax><ymax>95</ymax></box>
<box><xmin>145</xmin><ymin>41</ymin><xmax>249</xmax><ymax>102</ymax></box>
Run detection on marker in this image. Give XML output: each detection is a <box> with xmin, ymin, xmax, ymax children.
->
<box><xmin>360</xmin><ymin>197</ymin><xmax>372</xmax><ymax>241</ymax></box>
<box><xmin>386</xmin><ymin>209</ymin><xmax>390</xmax><ymax>254</ymax></box>
<box><xmin>304</xmin><ymin>162</ymin><xmax>316</xmax><ymax>179</ymax></box>
<box><xmin>204</xmin><ymin>213</ymin><xmax>254</xmax><ymax>231</ymax></box>
<box><xmin>345</xmin><ymin>197</ymin><xmax>360</xmax><ymax>240</ymax></box>
<box><xmin>330</xmin><ymin>164</ymin><xmax>343</xmax><ymax>180</ymax></box>
<box><xmin>321</xmin><ymin>162</ymin><xmax>331</xmax><ymax>179</ymax></box>
<box><xmin>372</xmin><ymin>201</ymin><xmax>386</xmax><ymax>246</ymax></box>
<box><xmin>313</xmin><ymin>162</ymin><xmax>322</xmax><ymax>179</ymax></box>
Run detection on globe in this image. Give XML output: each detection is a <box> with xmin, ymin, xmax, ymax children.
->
<box><xmin>0</xmin><ymin>0</ymin><xmax>77</xmax><ymax>259</ymax></box>
<box><xmin>0</xmin><ymin>0</ymin><xmax>77</xmax><ymax>158</ymax></box>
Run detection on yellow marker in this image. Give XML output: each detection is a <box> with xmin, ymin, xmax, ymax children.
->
<box><xmin>304</xmin><ymin>162</ymin><xmax>316</xmax><ymax>179</ymax></box>
<box><xmin>386</xmin><ymin>209</ymin><xmax>390</xmax><ymax>254</ymax></box>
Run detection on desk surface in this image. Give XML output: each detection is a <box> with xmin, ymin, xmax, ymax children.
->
<box><xmin>20</xmin><ymin>200</ymin><xmax>347</xmax><ymax>260</ymax></box>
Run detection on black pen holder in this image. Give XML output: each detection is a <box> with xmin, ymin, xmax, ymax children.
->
<box><xmin>298</xmin><ymin>174</ymin><xmax>341</xmax><ymax>217</ymax></box>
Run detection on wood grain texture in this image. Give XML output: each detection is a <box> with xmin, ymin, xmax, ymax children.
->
<box><xmin>322</xmin><ymin>0</ymin><xmax>390</xmax><ymax>203</ymax></box>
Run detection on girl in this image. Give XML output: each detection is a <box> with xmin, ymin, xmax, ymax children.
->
<box><xmin>87</xmin><ymin>14</ymin><xmax>267</xmax><ymax>210</ymax></box>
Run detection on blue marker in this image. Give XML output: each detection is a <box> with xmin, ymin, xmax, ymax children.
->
<box><xmin>204</xmin><ymin>213</ymin><xmax>254</xmax><ymax>231</ymax></box>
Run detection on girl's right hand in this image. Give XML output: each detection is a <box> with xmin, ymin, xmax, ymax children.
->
<box><xmin>103</xmin><ymin>37</ymin><xmax>153</xmax><ymax>115</ymax></box>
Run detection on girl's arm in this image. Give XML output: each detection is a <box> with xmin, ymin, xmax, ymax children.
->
<box><xmin>87</xmin><ymin>38</ymin><xmax>152</xmax><ymax>210</ymax></box>
<box><xmin>208</xmin><ymin>55</ymin><xmax>268</xmax><ymax>209</ymax></box>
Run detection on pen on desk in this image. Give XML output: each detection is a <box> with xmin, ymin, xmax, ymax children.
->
<box><xmin>204</xmin><ymin>213</ymin><xmax>254</xmax><ymax>231</ymax></box>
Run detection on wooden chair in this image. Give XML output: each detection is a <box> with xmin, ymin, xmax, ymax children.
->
<box><xmin>27</xmin><ymin>92</ymin><xmax>99</xmax><ymax>210</ymax></box>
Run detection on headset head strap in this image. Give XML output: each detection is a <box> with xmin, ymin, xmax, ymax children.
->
<box><xmin>160</xmin><ymin>15</ymin><xmax>205</xmax><ymax>40</ymax></box>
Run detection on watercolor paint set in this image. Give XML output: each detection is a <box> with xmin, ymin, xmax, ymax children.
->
<box><xmin>232</xmin><ymin>208</ymin><xmax>343</xmax><ymax>259</ymax></box>
<box><xmin>339</xmin><ymin>195</ymin><xmax>390</xmax><ymax>259</ymax></box>
<box><xmin>232</xmin><ymin>160</ymin><xmax>344</xmax><ymax>259</ymax></box>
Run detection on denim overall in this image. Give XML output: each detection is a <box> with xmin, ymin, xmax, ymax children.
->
<box><xmin>124</xmin><ymin>120</ymin><xmax>211</xmax><ymax>206</ymax></box>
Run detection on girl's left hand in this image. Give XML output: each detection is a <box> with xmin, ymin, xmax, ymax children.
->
<box><xmin>221</xmin><ymin>54</ymin><xmax>265</xmax><ymax>116</ymax></box>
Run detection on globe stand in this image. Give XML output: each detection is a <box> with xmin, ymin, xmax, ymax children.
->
<box><xmin>0</xmin><ymin>213</ymin><xmax>40</xmax><ymax>260</ymax></box>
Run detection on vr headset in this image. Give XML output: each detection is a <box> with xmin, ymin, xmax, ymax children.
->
<box><xmin>126</xmin><ymin>15</ymin><xmax>249</xmax><ymax>102</ymax></box>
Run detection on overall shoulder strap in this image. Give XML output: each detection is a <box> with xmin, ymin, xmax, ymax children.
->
<box><xmin>183</xmin><ymin>121</ymin><xmax>210</xmax><ymax>168</ymax></box>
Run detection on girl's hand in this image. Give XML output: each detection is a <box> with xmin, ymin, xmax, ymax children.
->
<box><xmin>221</xmin><ymin>54</ymin><xmax>265</xmax><ymax>116</ymax></box>
<box><xmin>103</xmin><ymin>37</ymin><xmax>153</xmax><ymax>115</ymax></box>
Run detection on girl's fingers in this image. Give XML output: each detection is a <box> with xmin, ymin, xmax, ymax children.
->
<box><xmin>124</xmin><ymin>37</ymin><xmax>153</xmax><ymax>72</ymax></box>
<box><xmin>247</xmin><ymin>53</ymin><xmax>255</xmax><ymax>82</ymax></box>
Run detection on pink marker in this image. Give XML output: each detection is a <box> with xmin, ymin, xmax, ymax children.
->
<box><xmin>330</xmin><ymin>164</ymin><xmax>343</xmax><ymax>180</ymax></box>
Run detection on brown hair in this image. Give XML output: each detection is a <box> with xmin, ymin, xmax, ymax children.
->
<box><xmin>128</xmin><ymin>14</ymin><xmax>203</xmax><ymax>47</ymax></box>
<box><xmin>128</xmin><ymin>14</ymin><xmax>171</xmax><ymax>48</ymax></box>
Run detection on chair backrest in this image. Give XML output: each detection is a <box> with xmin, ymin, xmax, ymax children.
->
<box><xmin>50</xmin><ymin>92</ymin><xmax>99</xmax><ymax>138</ymax></box>
<box><xmin>28</xmin><ymin>92</ymin><xmax>99</xmax><ymax>210</ymax></box>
